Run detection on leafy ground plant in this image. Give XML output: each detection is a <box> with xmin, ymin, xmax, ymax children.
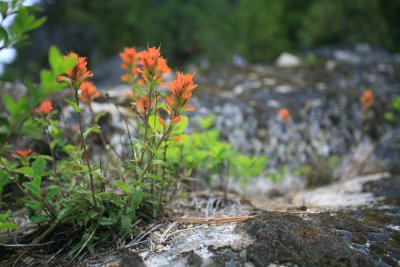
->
<box><xmin>0</xmin><ymin>45</ymin><xmax>198</xmax><ymax>261</ymax></box>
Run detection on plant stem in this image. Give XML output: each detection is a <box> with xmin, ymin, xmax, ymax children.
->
<box><xmin>88</xmin><ymin>103</ymin><xmax>123</xmax><ymax>159</ymax></box>
<box><xmin>73</xmin><ymin>90</ymin><xmax>97</xmax><ymax>208</ymax></box>
<box><xmin>105</xmin><ymin>94</ymin><xmax>135</xmax><ymax>160</ymax></box>
<box><xmin>159</xmin><ymin>142</ymin><xmax>168</xmax><ymax>212</ymax></box>
<box><xmin>44</xmin><ymin>117</ymin><xmax>58</xmax><ymax>178</ymax></box>
<box><xmin>139</xmin><ymin>88</ymin><xmax>153</xmax><ymax>168</ymax></box>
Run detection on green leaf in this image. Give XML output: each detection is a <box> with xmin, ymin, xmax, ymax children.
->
<box><xmin>98</xmin><ymin>217</ymin><xmax>114</xmax><ymax>226</ymax></box>
<box><xmin>32</xmin><ymin>175</ymin><xmax>41</xmax><ymax>188</ymax></box>
<box><xmin>31</xmin><ymin>215</ymin><xmax>47</xmax><ymax>224</ymax></box>
<box><xmin>83</xmin><ymin>125</ymin><xmax>101</xmax><ymax>140</ymax></box>
<box><xmin>95</xmin><ymin>111</ymin><xmax>108</xmax><ymax>123</ymax></box>
<box><xmin>25</xmin><ymin>200</ymin><xmax>42</xmax><ymax>210</ymax></box>
<box><xmin>49</xmin><ymin>45</ymin><xmax>76</xmax><ymax>75</ymax></box>
<box><xmin>0</xmin><ymin>169</ymin><xmax>10</xmax><ymax>188</ymax></box>
<box><xmin>148</xmin><ymin>115</ymin><xmax>163</xmax><ymax>132</ymax></box>
<box><xmin>32</xmin><ymin>158</ymin><xmax>46</xmax><ymax>176</ymax></box>
<box><xmin>0</xmin><ymin>222</ymin><xmax>18</xmax><ymax>231</ymax></box>
<box><xmin>173</xmin><ymin>116</ymin><xmax>188</xmax><ymax>133</ymax></box>
<box><xmin>45</xmin><ymin>185</ymin><xmax>60</xmax><ymax>200</ymax></box>
<box><xmin>22</xmin><ymin>182</ymin><xmax>40</xmax><ymax>196</ymax></box>
<box><xmin>384</xmin><ymin>112</ymin><xmax>395</xmax><ymax>123</ymax></box>
<box><xmin>12</xmin><ymin>167</ymin><xmax>34</xmax><ymax>178</ymax></box>
<box><xmin>65</xmin><ymin>99</ymin><xmax>80</xmax><ymax>113</ymax></box>
<box><xmin>197</xmin><ymin>114</ymin><xmax>216</xmax><ymax>129</ymax></box>
<box><xmin>0</xmin><ymin>25</ymin><xmax>8</xmax><ymax>44</ymax></box>
<box><xmin>0</xmin><ymin>210</ymin><xmax>11</xmax><ymax>222</ymax></box>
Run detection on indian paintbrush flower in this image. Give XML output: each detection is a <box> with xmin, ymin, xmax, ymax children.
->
<box><xmin>278</xmin><ymin>108</ymin><xmax>291</xmax><ymax>124</ymax></box>
<box><xmin>165</xmin><ymin>72</ymin><xmax>197</xmax><ymax>121</ymax></box>
<box><xmin>361</xmin><ymin>89</ymin><xmax>374</xmax><ymax>112</ymax></box>
<box><xmin>16</xmin><ymin>149</ymin><xmax>32</xmax><ymax>157</ymax></box>
<box><xmin>80</xmin><ymin>81</ymin><xmax>101</xmax><ymax>104</ymax></box>
<box><xmin>120</xmin><ymin>47</ymin><xmax>140</xmax><ymax>83</ymax></box>
<box><xmin>137</xmin><ymin>47</ymin><xmax>170</xmax><ymax>85</ymax></box>
<box><xmin>34</xmin><ymin>101</ymin><xmax>52</xmax><ymax>117</ymax></box>
<box><xmin>57</xmin><ymin>52</ymin><xmax>93</xmax><ymax>90</ymax></box>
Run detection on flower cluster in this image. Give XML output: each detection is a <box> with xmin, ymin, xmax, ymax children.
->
<box><xmin>16</xmin><ymin>149</ymin><xmax>32</xmax><ymax>157</ymax></box>
<box><xmin>34</xmin><ymin>101</ymin><xmax>52</xmax><ymax>117</ymax></box>
<box><xmin>165</xmin><ymin>72</ymin><xmax>197</xmax><ymax>122</ymax></box>
<box><xmin>120</xmin><ymin>47</ymin><xmax>170</xmax><ymax>86</ymax></box>
<box><xmin>120</xmin><ymin>47</ymin><xmax>140</xmax><ymax>84</ymax></box>
<box><xmin>361</xmin><ymin>89</ymin><xmax>374</xmax><ymax>112</ymax></box>
<box><xmin>80</xmin><ymin>81</ymin><xmax>101</xmax><ymax>104</ymax></box>
<box><xmin>278</xmin><ymin>108</ymin><xmax>291</xmax><ymax>124</ymax></box>
<box><xmin>58</xmin><ymin>52</ymin><xmax>93</xmax><ymax>90</ymax></box>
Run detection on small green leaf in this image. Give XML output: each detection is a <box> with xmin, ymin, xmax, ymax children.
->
<box><xmin>31</xmin><ymin>215</ymin><xmax>47</xmax><ymax>224</ymax></box>
<box><xmin>25</xmin><ymin>200</ymin><xmax>42</xmax><ymax>210</ymax></box>
<box><xmin>12</xmin><ymin>167</ymin><xmax>34</xmax><ymax>178</ymax></box>
<box><xmin>45</xmin><ymin>185</ymin><xmax>60</xmax><ymax>200</ymax></box>
<box><xmin>173</xmin><ymin>116</ymin><xmax>188</xmax><ymax>133</ymax></box>
<box><xmin>98</xmin><ymin>217</ymin><xmax>114</xmax><ymax>226</ymax></box>
<box><xmin>22</xmin><ymin>182</ymin><xmax>41</xmax><ymax>196</ymax></box>
<box><xmin>32</xmin><ymin>158</ymin><xmax>46</xmax><ymax>176</ymax></box>
<box><xmin>83</xmin><ymin>125</ymin><xmax>101</xmax><ymax>140</ymax></box>
<box><xmin>0</xmin><ymin>222</ymin><xmax>18</xmax><ymax>231</ymax></box>
<box><xmin>65</xmin><ymin>99</ymin><xmax>80</xmax><ymax>113</ymax></box>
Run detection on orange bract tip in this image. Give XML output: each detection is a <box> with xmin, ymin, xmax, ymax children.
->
<box><xmin>135</xmin><ymin>96</ymin><xmax>150</xmax><ymax>113</ymax></box>
<box><xmin>361</xmin><ymin>89</ymin><xmax>374</xmax><ymax>112</ymax></box>
<box><xmin>34</xmin><ymin>101</ymin><xmax>52</xmax><ymax>116</ymax></box>
<box><xmin>58</xmin><ymin>52</ymin><xmax>93</xmax><ymax>88</ymax></box>
<box><xmin>172</xmin><ymin>136</ymin><xmax>182</xmax><ymax>142</ymax></box>
<box><xmin>278</xmin><ymin>108</ymin><xmax>291</xmax><ymax>124</ymax></box>
<box><xmin>80</xmin><ymin>81</ymin><xmax>100</xmax><ymax>103</ymax></box>
<box><xmin>16</xmin><ymin>149</ymin><xmax>32</xmax><ymax>157</ymax></box>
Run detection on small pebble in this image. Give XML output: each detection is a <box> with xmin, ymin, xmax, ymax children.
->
<box><xmin>156</xmin><ymin>244</ymin><xmax>164</xmax><ymax>253</ymax></box>
<box><xmin>187</xmin><ymin>224</ymin><xmax>194</xmax><ymax>228</ymax></box>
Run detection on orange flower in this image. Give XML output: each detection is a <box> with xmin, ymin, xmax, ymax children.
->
<box><xmin>361</xmin><ymin>89</ymin><xmax>374</xmax><ymax>112</ymax></box>
<box><xmin>278</xmin><ymin>108</ymin><xmax>291</xmax><ymax>124</ymax></box>
<box><xmin>171</xmin><ymin>116</ymin><xmax>182</xmax><ymax>124</ymax></box>
<box><xmin>34</xmin><ymin>101</ymin><xmax>52</xmax><ymax>116</ymax></box>
<box><xmin>137</xmin><ymin>47</ymin><xmax>170</xmax><ymax>84</ymax></box>
<box><xmin>120</xmin><ymin>47</ymin><xmax>140</xmax><ymax>83</ymax></box>
<box><xmin>80</xmin><ymin>82</ymin><xmax>101</xmax><ymax>104</ymax></box>
<box><xmin>16</xmin><ymin>149</ymin><xmax>32</xmax><ymax>157</ymax></box>
<box><xmin>58</xmin><ymin>52</ymin><xmax>93</xmax><ymax>89</ymax></box>
<box><xmin>166</xmin><ymin>72</ymin><xmax>197</xmax><ymax>119</ymax></box>
<box><xmin>136</xmin><ymin>96</ymin><xmax>150</xmax><ymax>114</ymax></box>
<box><xmin>172</xmin><ymin>136</ymin><xmax>182</xmax><ymax>142</ymax></box>
<box><xmin>157</xmin><ymin>117</ymin><xmax>166</xmax><ymax>126</ymax></box>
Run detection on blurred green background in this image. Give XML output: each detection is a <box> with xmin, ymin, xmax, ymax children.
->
<box><xmin>3</xmin><ymin>0</ymin><xmax>400</xmax><ymax>80</ymax></box>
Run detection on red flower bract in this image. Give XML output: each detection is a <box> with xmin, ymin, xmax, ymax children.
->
<box><xmin>278</xmin><ymin>108</ymin><xmax>291</xmax><ymax>124</ymax></box>
<box><xmin>166</xmin><ymin>72</ymin><xmax>197</xmax><ymax>117</ymax></box>
<box><xmin>58</xmin><ymin>52</ymin><xmax>93</xmax><ymax>89</ymax></box>
<box><xmin>34</xmin><ymin>101</ymin><xmax>52</xmax><ymax>116</ymax></box>
<box><xmin>80</xmin><ymin>82</ymin><xmax>100</xmax><ymax>104</ymax></box>
<box><xmin>16</xmin><ymin>149</ymin><xmax>32</xmax><ymax>157</ymax></box>
<box><xmin>361</xmin><ymin>89</ymin><xmax>374</xmax><ymax>112</ymax></box>
<box><xmin>137</xmin><ymin>47</ymin><xmax>170</xmax><ymax>84</ymax></box>
<box><xmin>136</xmin><ymin>96</ymin><xmax>150</xmax><ymax>114</ymax></box>
<box><xmin>120</xmin><ymin>47</ymin><xmax>140</xmax><ymax>83</ymax></box>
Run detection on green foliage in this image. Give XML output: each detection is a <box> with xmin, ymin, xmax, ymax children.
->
<box><xmin>384</xmin><ymin>96</ymin><xmax>400</xmax><ymax>123</ymax></box>
<box><xmin>167</xmin><ymin>115</ymin><xmax>268</xmax><ymax>190</ymax></box>
<box><xmin>0</xmin><ymin>210</ymin><xmax>18</xmax><ymax>231</ymax></box>
<box><xmin>0</xmin><ymin>0</ymin><xmax>45</xmax><ymax>50</ymax></box>
<box><xmin>300</xmin><ymin>0</ymin><xmax>391</xmax><ymax>48</ymax></box>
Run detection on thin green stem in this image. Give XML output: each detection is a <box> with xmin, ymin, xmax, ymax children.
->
<box><xmin>73</xmin><ymin>90</ymin><xmax>97</xmax><ymax>208</ymax></box>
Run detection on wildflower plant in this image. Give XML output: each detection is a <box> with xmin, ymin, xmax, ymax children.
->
<box><xmin>0</xmin><ymin>43</ymin><xmax>199</xmax><ymax>258</ymax></box>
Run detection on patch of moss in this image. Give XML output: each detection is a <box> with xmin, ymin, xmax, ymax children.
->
<box><xmin>296</xmin><ymin>227</ymin><xmax>322</xmax><ymax>238</ymax></box>
<box><xmin>351</xmin><ymin>232</ymin><xmax>367</xmax><ymax>244</ymax></box>
<box><xmin>361</xmin><ymin>208</ymin><xmax>393</xmax><ymax>226</ymax></box>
